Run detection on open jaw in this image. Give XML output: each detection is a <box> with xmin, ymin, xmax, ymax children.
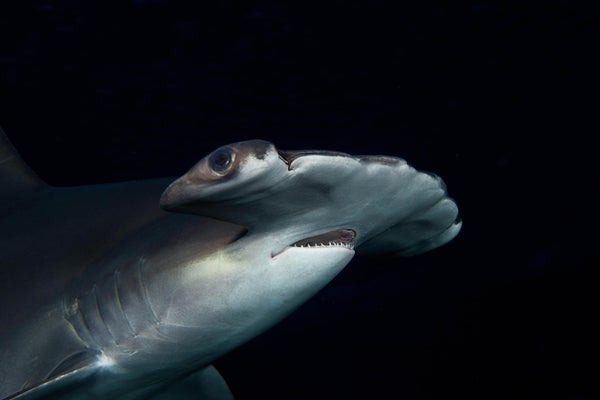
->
<box><xmin>272</xmin><ymin>229</ymin><xmax>356</xmax><ymax>257</ymax></box>
<box><xmin>290</xmin><ymin>229</ymin><xmax>356</xmax><ymax>250</ymax></box>
<box><xmin>292</xmin><ymin>228</ymin><xmax>356</xmax><ymax>248</ymax></box>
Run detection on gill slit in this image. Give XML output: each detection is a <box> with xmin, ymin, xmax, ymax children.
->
<box><xmin>113</xmin><ymin>268</ymin><xmax>137</xmax><ymax>336</ymax></box>
<box><xmin>137</xmin><ymin>259</ymin><xmax>160</xmax><ymax>326</ymax></box>
<box><xmin>63</xmin><ymin>297</ymin><xmax>95</xmax><ymax>349</ymax></box>
<box><xmin>93</xmin><ymin>283</ymin><xmax>117</xmax><ymax>345</ymax></box>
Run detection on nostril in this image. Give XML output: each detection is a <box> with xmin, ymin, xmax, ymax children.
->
<box><xmin>276</xmin><ymin>148</ymin><xmax>292</xmax><ymax>166</ymax></box>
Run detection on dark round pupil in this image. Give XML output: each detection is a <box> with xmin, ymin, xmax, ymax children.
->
<box><xmin>210</xmin><ymin>149</ymin><xmax>232</xmax><ymax>171</ymax></box>
<box><xmin>214</xmin><ymin>152</ymin><xmax>229</xmax><ymax>166</ymax></box>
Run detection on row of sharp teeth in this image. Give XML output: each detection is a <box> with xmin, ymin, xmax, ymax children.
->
<box><xmin>292</xmin><ymin>242</ymin><xmax>355</xmax><ymax>249</ymax></box>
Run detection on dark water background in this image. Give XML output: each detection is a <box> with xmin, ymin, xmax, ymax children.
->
<box><xmin>1</xmin><ymin>1</ymin><xmax>598</xmax><ymax>399</ymax></box>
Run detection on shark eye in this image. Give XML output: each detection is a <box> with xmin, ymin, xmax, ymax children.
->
<box><xmin>209</xmin><ymin>147</ymin><xmax>234</xmax><ymax>173</ymax></box>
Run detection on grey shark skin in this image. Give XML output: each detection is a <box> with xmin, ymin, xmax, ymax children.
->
<box><xmin>0</xmin><ymin>127</ymin><xmax>461</xmax><ymax>400</ymax></box>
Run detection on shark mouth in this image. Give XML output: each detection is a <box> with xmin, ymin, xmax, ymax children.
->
<box><xmin>290</xmin><ymin>229</ymin><xmax>356</xmax><ymax>249</ymax></box>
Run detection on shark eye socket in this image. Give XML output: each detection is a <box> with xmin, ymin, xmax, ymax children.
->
<box><xmin>209</xmin><ymin>147</ymin><xmax>234</xmax><ymax>173</ymax></box>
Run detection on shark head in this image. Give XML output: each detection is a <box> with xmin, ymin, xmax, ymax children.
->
<box><xmin>160</xmin><ymin>139</ymin><xmax>460</xmax><ymax>257</ymax></box>
<box><xmin>143</xmin><ymin>140</ymin><xmax>461</xmax><ymax>367</ymax></box>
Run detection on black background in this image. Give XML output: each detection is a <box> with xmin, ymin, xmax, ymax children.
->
<box><xmin>1</xmin><ymin>1</ymin><xmax>598</xmax><ymax>399</ymax></box>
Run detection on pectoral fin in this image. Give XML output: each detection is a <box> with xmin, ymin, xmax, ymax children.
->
<box><xmin>5</xmin><ymin>351</ymin><xmax>100</xmax><ymax>400</ymax></box>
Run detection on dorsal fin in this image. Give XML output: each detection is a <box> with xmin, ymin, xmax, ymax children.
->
<box><xmin>1</xmin><ymin>126</ymin><xmax>48</xmax><ymax>211</ymax></box>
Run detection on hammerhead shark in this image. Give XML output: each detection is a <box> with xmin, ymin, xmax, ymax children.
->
<box><xmin>0</xmin><ymin>127</ymin><xmax>460</xmax><ymax>399</ymax></box>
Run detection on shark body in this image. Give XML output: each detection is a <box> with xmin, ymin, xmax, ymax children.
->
<box><xmin>0</xmin><ymin>129</ymin><xmax>460</xmax><ymax>399</ymax></box>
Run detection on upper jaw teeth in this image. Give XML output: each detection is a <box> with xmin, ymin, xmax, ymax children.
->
<box><xmin>289</xmin><ymin>229</ymin><xmax>356</xmax><ymax>250</ymax></box>
<box><xmin>291</xmin><ymin>241</ymin><xmax>355</xmax><ymax>249</ymax></box>
<box><xmin>271</xmin><ymin>233</ymin><xmax>356</xmax><ymax>258</ymax></box>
